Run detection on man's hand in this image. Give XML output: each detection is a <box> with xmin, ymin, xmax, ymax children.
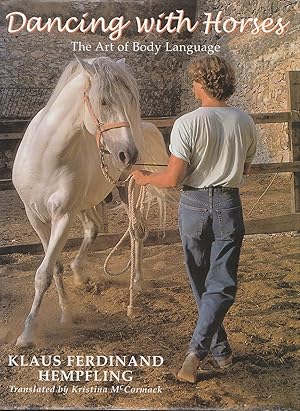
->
<box><xmin>131</xmin><ymin>155</ymin><xmax>187</xmax><ymax>188</ymax></box>
<box><xmin>131</xmin><ymin>170</ymin><xmax>152</xmax><ymax>186</ymax></box>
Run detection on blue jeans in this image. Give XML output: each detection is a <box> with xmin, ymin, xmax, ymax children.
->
<box><xmin>178</xmin><ymin>186</ymin><xmax>245</xmax><ymax>360</ymax></box>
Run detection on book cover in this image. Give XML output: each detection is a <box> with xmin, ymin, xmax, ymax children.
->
<box><xmin>0</xmin><ymin>0</ymin><xmax>299</xmax><ymax>410</ymax></box>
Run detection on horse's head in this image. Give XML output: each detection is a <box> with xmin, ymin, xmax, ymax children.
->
<box><xmin>77</xmin><ymin>56</ymin><xmax>141</xmax><ymax>170</ymax></box>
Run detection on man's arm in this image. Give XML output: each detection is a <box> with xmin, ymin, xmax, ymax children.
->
<box><xmin>243</xmin><ymin>162</ymin><xmax>252</xmax><ymax>175</ymax></box>
<box><xmin>132</xmin><ymin>154</ymin><xmax>188</xmax><ymax>188</ymax></box>
<box><xmin>244</xmin><ymin>120</ymin><xmax>257</xmax><ymax>175</ymax></box>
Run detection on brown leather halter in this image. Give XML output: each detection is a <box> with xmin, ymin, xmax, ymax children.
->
<box><xmin>83</xmin><ymin>89</ymin><xmax>131</xmax><ymax>149</ymax></box>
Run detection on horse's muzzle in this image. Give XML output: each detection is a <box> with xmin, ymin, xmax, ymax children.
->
<box><xmin>119</xmin><ymin>147</ymin><xmax>138</xmax><ymax>166</ymax></box>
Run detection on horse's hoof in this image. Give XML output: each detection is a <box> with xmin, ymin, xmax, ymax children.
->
<box><xmin>60</xmin><ymin>312</ymin><xmax>73</xmax><ymax>325</ymax></box>
<box><xmin>16</xmin><ymin>334</ymin><xmax>35</xmax><ymax>348</ymax></box>
<box><xmin>73</xmin><ymin>276</ymin><xmax>90</xmax><ymax>288</ymax></box>
<box><xmin>133</xmin><ymin>281</ymin><xmax>143</xmax><ymax>292</ymax></box>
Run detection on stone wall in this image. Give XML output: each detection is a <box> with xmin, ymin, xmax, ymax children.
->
<box><xmin>0</xmin><ymin>0</ymin><xmax>198</xmax><ymax>174</ymax></box>
<box><xmin>0</xmin><ymin>0</ymin><xmax>299</xmax><ymax>174</ymax></box>
<box><xmin>0</xmin><ymin>0</ymin><xmax>197</xmax><ymax>117</ymax></box>
<box><xmin>194</xmin><ymin>0</ymin><xmax>300</xmax><ymax>163</ymax></box>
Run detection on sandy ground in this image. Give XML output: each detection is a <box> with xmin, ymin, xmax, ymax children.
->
<box><xmin>0</xmin><ymin>174</ymin><xmax>299</xmax><ymax>410</ymax></box>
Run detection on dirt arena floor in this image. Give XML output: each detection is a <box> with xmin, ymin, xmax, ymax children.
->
<box><xmin>0</xmin><ymin>174</ymin><xmax>299</xmax><ymax>410</ymax></box>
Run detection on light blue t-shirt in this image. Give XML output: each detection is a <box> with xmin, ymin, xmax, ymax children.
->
<box><xmin>169</xmin><ymin>107</ymin><xmax>257</xmax><ymax>188</ymax></box>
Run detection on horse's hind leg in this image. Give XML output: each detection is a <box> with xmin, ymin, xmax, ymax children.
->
<box><xmin>53</xmin><ymin>260</ymin><xmax>72</xmax><ymax>325</ymax></box>
<box><xmin>71</xmin><ymin>204</ymin><xmax>104</xmax><ymax>287</ymax></box>
<box><xmin>16</xmin><ymin>210</ymin><xmax>75</xmax><ymax>347</ymax></box>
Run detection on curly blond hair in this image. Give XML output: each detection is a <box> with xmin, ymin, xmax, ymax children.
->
<box><xmin>188</xmin><ymin>56</ymin><xmax>236</xmax><ymax>101</ymax></box>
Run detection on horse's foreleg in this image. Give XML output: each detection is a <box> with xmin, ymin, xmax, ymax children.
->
<box><xmin>16</xmin><ymin>212</ymin><xmax>75</xmax><ymax>347</ymax></box>
<box><xmin>71</xmin><ymin>206</ymin><xmax>103</xmax><ymax>287</ymax></box>
<box><xmin>53</xmin><ymin>261</ymin><xmax>72</xmax><ymax>325</ymax></box>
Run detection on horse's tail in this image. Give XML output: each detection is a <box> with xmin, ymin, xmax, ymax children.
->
<box><xmin>143</xmin><ymin>185</ymin><xmax>179</xmax><ymax>237</ymax></box>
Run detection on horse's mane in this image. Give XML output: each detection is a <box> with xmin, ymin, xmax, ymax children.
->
<box><xmin>89</xmin><ymin>57</ymin><xmax>143</xmax><ymax>152</ymax></box>
<box><xmin>90</xmin><ymin>57</ymin><xmax>140</xmax><ymax>122</ymax></box>
<box><xmin>45</xmin><ymin>60</ymin><xmax>83</xmax><ymax>111</ymax></box>
<box><xmin>41</xmin><ymin>57</ymin><xmax>143</xmax><ymax>151</ymax></box>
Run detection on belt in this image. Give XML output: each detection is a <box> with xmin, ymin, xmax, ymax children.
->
<box><xmin>182</xmin><ymin>185</ymin><xmax>239</xmax><ymax>192</ymax></box>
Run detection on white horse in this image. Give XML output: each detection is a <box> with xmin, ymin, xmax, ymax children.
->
<box><xmin>12</xmin><ymin>56</ymin><xmax>174</xmax><ymax>348</ymax></box>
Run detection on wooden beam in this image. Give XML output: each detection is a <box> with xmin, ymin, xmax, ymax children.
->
<box><xmin>0</xmin><ymin>230</ymin><xmax>181</xmax><ymax>256</ymax></box>
<box><xmin>143</xmin><ymin>117</ymin><xmax>176</xmax><ymax>128</ymax></box>
<box><xmin>250</xmin><ymin>112</ymin><xmax>291</xmax><ymax>124</ymax></box>
<box><xmin>0</xmin><ymin>111</ymin><xmax>298</xmax><ymax>141</ymax></box>
<box><xmin>0</xmin><ymin>120</ymin><xmax>29</xmax><ymax>133</ymax></box>
<box><xmin>244</xmin><ymin>213</ymin><xmax>300</xmax><ymax>235</ymax></box>
<box><xmin>0</xmin><ymin>179</ymin><xmax>14</xmax><ymax>191</ymax></box>
<box><xmin>0</xmin><ymin>214</ymin><xmax>299</xmax><ymax>255</ymax></box>
<box><xmin>142</xmin><ymin>112</ymin><xmax>294</xmax><ymax>128</ymax></box>
<box><xmin>287</xmin><ymin>71</ymin><xmax>300</xmax><ymax>215</ymax></box>
<box><xmin>249</xmin><ymin>161</ymin><xmax>300</xmax><ymax>174</ymax></box>
<box><xmin>0</xmin><ymin>133</ymin><xmax>24</xmax><ymax>140</ymax></box>
<box><xmin>1</xmin><ymin>162</ymin><xmax>300</xmax><ymax>191</ymax></box>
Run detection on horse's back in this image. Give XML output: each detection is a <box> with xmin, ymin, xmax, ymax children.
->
<box><xmin>140</xmin><ymin>121</ymin><xmax>169</xmax><ymax>164</ymax></box>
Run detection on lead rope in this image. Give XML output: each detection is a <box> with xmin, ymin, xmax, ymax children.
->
<box><xmin>103</xmin><ymin>175</ymin><xmax>148</xmax><ymax>317</ymax></box>
<box><xmin>99</xmin><ymin>146</ymin><xmax>118</xmax><ymax>185</ymax></box>
<box><xmin>86</xmin><ymin>93</ymin><xmax>149</xmax><ymax>316</ymax></box>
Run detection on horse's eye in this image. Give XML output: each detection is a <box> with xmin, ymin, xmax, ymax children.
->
<box><xmin>102</xmin><ymin>100</ymin><xmax>107</xmax><ymax>106</ymax></box>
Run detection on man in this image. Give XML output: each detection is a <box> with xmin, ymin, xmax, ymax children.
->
<box><xmin>132</xmin><ymin>55</ymin><xmax>257</xmax><ymax>383</ymax></box>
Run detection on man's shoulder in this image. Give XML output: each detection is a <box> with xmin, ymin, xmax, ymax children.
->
<box><xmin>228</xmin><ymin>108</ymin><xmax>257</xmax><ymax>139</ymax></box>
<box><xmin>230</xmin><ymin>107</ymin><xmax>253</xmax><ymax>121</ymax></box>
<box><xmin>175</xmin><ymin>108</ymin><xmax>203</xmax><ymax>127</ymax></box>
<box><xmin>174</xmin><ymin>106</ymin><xmax>255</xmax><ymax>128</ymax></box>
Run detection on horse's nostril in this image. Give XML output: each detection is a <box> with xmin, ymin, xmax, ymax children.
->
<box><xmin>119</xmin><ymin>152</ymin><xmax>126</xmax><ymax>163</ymax></box>
<box><xmin>119</xmin><ymin>149</ymin><xmax>138</xmax><ymax>165</ymax></box>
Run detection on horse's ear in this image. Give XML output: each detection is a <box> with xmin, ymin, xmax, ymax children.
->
<box><xmin>73</xmin><ymin>55</ymin><xmax>95</xmax><ymax>76</ymax></box>
<box><xmin>116</xmin><ymin>58</ymin><xmax>126</xmax><ymax>67</ymax></box>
